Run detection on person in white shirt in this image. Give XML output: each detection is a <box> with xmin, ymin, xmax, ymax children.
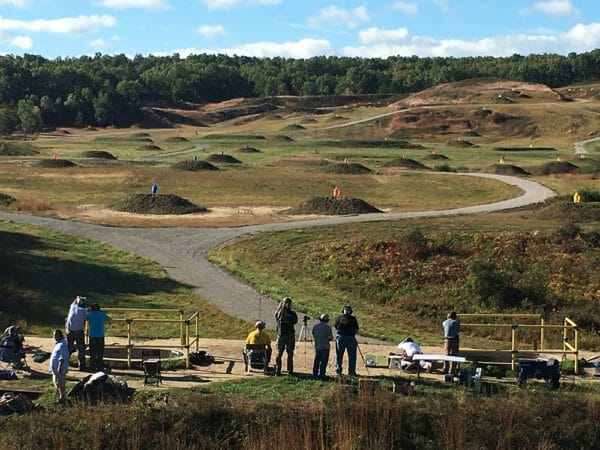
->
<box><xmin>66</xmin><ymin>296</ymin><xmax>87</xmax><ymax>370</ymax></box>
<box><xmin>397</xmin><ymin>337</ymin><xmax>432</xmax><ymax>372</ymax></box>
<box><xmin>49</xmin><ymin>329</ymin><xmax>70</xmax><ymax>403</ymax></box>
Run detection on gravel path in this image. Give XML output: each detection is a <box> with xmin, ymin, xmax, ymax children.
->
<box><xmin>0</xmin><ymin>173</ymin><xmax>555</xmax><ymax>342</ymax></box>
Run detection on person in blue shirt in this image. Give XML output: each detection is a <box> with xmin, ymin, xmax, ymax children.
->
<box><xmin>151</xmin><ymin>182</ymin><xmax>158</xmax><ymax>197</ymax></box>
<box><xmin>87</xmin><ymin>304</ymin><xmax>111</xmax><ymax>371</ymax></box>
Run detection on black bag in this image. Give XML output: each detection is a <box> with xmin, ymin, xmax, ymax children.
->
<box><xmin>189</xmin><ymin>351</ymin><xmax>214</xmax><ymax>366</ymax></box>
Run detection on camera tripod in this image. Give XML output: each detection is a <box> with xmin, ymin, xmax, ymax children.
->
<box><xmin>295</xmin><ymin>317</ymin><xmax>312</xmax><ymax>367</ymax></box>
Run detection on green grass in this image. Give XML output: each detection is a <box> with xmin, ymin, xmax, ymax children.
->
<box><xmin>0</xmin><ymin>141</ymin><xmax>38</xmax><ymax>156</ymax></box>
<box><xmin>209</xmin><ymin>216</ymin><xmax>600</xmax><ymax>347</ymax></box>
<box><xmin>0</xmin><ymin>220</ymin><xmax>251</xmax><ymax>337</ymax></box>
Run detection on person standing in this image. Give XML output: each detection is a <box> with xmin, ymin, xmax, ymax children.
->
<box><xmin>87</xmin><ymin>304</ymin><xmax>111</xmax><ymax>372</ymax></box>
<box><xmin>334</xmin><ymin>305</ymin><xmax>359</xmax><ymax>376</ymax></box>
<box><xmin>49</xmin><ymin>329</ymin><xmax>70</xmax><ymax>404</ymax></box>
<box><xmin>274</xmin><ymin>297</ymin><xmax>298</xmax><ymax>376</ymax></box>
<box><xmin>442</xmin><ymin>311</ymin><xmax>460</xmax><ymax>374</ymax></box>
<box><xmin>66</xmin><ymin>295</ymin><xmax>87</xmax><ymax>371</ymax></box>
<box><xmin>312</xmin><ymin>314</ymin><xmax>333</xmax><ymax>380</ymax></box>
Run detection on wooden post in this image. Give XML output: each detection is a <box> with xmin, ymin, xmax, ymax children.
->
<box><xmin>185</xmin><ymin>320</ymin><xmax>190</xmax><ymax>369</ymax></box>
<box><xmin>511</xmin><ymin>325</ymin><xmax>516</xmax><ymax>371</ymax></box>
<box><xmin>540</xmin><ymin>318</ymin><xmax>545</xmax><ymax>351</ymax></box>
<box><xmin>127</xmin><ymin>319</ymin><xmax>132</xmax><ymax>369</ymax></box>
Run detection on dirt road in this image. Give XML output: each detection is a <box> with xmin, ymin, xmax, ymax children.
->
<box><xmin>0</xmin><ymin>173</ymin><xmax>555</xmax><ymax>340</ymax></box>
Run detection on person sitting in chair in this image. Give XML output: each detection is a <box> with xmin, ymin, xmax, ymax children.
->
<box><xmin>0</xmin><ymin>326</ymin><xmax>25</xmax><ymax>369</ymax></box>
<box><xmin>244</xmin><ymin>321</ymin><xmax>272</xmax><ymax>370</ymax></box>
<box><xmin>397</xmin><ymin>337</ymin><xmax>433</xmax><ymax>372</ymax></box>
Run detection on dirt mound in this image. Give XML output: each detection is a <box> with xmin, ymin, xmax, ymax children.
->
<box><xmin>324</xmin><ymin>162</ymin><xmax>372</xmax><ymax>174</ymax></box>
<box><xmin>284</xmin><ymin>197</ymin><xmax>382</xmax><ymax>215</ymax></box>
<box><xmin>111</xmin><ymin>194</ymin><xmax>207</xmax><ymax>215</ymax></box>
<box><xmin>206</xmin><ymin>154</ymin><xmax>242</xmax><ymax>164</ymax></box>
<box><xmin>165</xmin><ymin>136</ymin><xmax>189</xmax><ymax>142</ymax></box>
<box><xmin>238</xmin><ymin>146</ymin><xmax>261</xmax><ymax>153</ymax></box>
<box><xmin>300</xmin><ymin>117</ymin><xmax>318</xmax><ymax>123</ymax></box>
<box><xmin>538</xmin><ymin>200</ymin><xmax>600</xmax><ymax>222</ymax></box>
<box><xmin>36</xmin><ymin>159</ymin><xmax>77</xmax><ymax>168</ymax></box>
<box><xmin>0</xmin><ymin>193</ymin><xmax>16</xmax><ymax>207</ymax></box>
<box><xmin>423</xmin><ymin>153</ymin><xmax>449</xmax><ymax>160</ymax></box>
<box><xmin>539</xmin><ymin>161</ymin><xmax>579</xmax><ymax>175</ymax></box>
<box><xmin>483</xmin><ymin>164</ymin><xmax>531</xmax><ymax>176</ymax></box>
<box><xmin>383</xmin><ymin>158</ymin><xmax>430</xmax><ymax>170</ymax></box>
<box><xmin>139</xmin><ymin>144</ymin><xmax>162</xmax><ymax>151</ymax></box>
<box><xmin>82</xmin><ymin>150</ymin><xmax>117</xmax><ymax>160</ymax></box>
<box><xmin>172</xmin><ymin>160</ymin><xmax>219</xmax><ymax>171</ymax></box>
<box><xmin>272</xmin><ymin>134</ymin><xmax>294</xmax><ymax>142</ymax></box>
<box><xmin>447</xmin><ymin>139</ymin><xmax>476</xmax><ymax>148</ymax></box>
<box><xmin>282</xmin><ymin>124</ymin><xmax>305</xmax><ymax>131</ymax></box>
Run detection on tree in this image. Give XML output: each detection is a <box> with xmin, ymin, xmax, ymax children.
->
<box><xmin>0</xmin><ymin>108</ymin><xmax>18</xmax><ymax>135</ymax></box>
<box><xmin>16</xmin><ymin>98</ymin><xmax>43</xmax><ymax>139</ymax></box>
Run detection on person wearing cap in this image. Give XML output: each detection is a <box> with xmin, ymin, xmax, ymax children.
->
<box><xmin>312</xmin><ymin>314</ymin><xmax>333</xmax><ymax>380</ymax></box>
<box><xmin>274</xmin><ymin>297</ymin><xmax>298</xmax><ymax>376</ymax></box>
<box><xmin>334</xmin><ymin>305</ymin><xmax>360</xmax><ymax>376</ymax></box>
<box><xmin>66</xmin><ymin>295</ymin><xmax>87</xmax><ymax>371</ymax></box>
<box><xmin>442</xmin><ymin>311</ymin><xmax>460</xmax><ymax>374</ymax></box>
<box><xmin>244</xmin><ymin>321</ymin><xmax>272</xmax><ymax>367</ymax></box>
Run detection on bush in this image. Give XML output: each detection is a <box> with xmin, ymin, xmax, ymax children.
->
<box><xmin>579</xmin><ymin>189</ymin><xmax>600</xmax><ymax>202</ymax></box>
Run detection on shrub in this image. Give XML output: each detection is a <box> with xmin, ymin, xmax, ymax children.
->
<box><xmin>579</xmin><ymin>189</ymin><xmax>600</xmax><ymax>202</ymax></box>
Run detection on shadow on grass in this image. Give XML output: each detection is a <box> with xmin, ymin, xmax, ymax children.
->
<box><xmin>0</xmin><ymin>230</ymin><xmax>186</xmax><ymax>329</ymax></box>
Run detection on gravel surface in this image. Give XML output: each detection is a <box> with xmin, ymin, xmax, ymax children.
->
<box><xmin>0</xmin><ymin>173</ymin><xmax>555</xmax><ymax>343</ymax></box>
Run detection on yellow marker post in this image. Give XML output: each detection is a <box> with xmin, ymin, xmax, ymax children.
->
<box><xmin>573</xmin><ymin>192</ymin><xmax>581</xmax><ymax>203</ymax></box>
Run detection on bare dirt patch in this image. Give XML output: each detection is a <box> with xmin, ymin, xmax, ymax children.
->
<box><xmin>539</xmin><ymin>161</ymin><xmax>580</xmax><ymax>175</ymax></box>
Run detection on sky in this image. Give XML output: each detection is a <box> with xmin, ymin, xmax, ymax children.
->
<box><xmin>0</xmin><ymin>0</ymin><xmax>599</xmax><ymax>59</ymax></box>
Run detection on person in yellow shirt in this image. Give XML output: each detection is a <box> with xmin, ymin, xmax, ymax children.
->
<box><xmin>244</xmin><ymin>321</ymin><xmax>272</xmax><ymax>370</ymax></box>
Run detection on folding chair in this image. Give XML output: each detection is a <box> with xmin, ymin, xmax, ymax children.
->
<box><xmin>142</xmin><ymin>349</ymin><xmax>162</xmax><ymax>386</ymax></box>
<box><xmin>243</xmin><ymin>344</ymin><xmax>269</xmax><ymax>374</ymax></box>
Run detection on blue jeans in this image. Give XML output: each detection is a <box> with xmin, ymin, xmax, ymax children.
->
<box><xmin>335</xmin><ymin>335</ymin><xmax>357</xmax><ymax>375</ymax></box>
<box><xmin>313</xmin><ymin>348</ymin><xmax>330</xmax><ymax>379</ymax></box>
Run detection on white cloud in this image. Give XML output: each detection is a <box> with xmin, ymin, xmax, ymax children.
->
<box><xmin>197</xmin><ymin>24</ymin><xmax>226</xmax><ymax>38</ymax></box>
<box><xmin>308</xmin><ymin>5</ymin><xmax>370</xmax><ymax>29</ymax></box>
<box><xmin>532</xmin><ymin>0</ymin><xmax>579</xmax><ymax>17</ymax></box>
<box><xmin>203</xmin><ymin>0</ymin><xmax>280</xmax><ymax>10</ymax></box>
<box><xmin>0</xmin><ymin>15</ymin><xmax>116</xmax><ymax>34</ymax></box>
<box><xmin>432</xmin><ymin>0</ymin><xmax>449</xmax><ymax>13</ymax></box>
<box><xmin>89</xmin><ymin>38</ymin><xmax>109</xmax><ymax>48</ymax></box>
<box><xmin>359</xmin><ymin>27</ymin><xmax>409</xmax><ymax>45</ymax></box>
<box><xmin>159</xmin><ymin>38</ymin><xmax>332</xmax><ymax>58</ymax></box>
<box><xmin>343</xmin><ymin>23</ymin><xmax>600</xmax><ymax>57</ymax></box>
<box><xmin>8</xmin><ymin>35</ymin><xmax>32</xmax><ymax>48</ymax></box>
<box><xmin>392</xmin><ymin>1</ymin><xmax>418</xmax><ymax>14</ymax></box>
<box><xmin>97</xmin><ymin>0</ymin><xmax>169</xmax><ymax>9</ymax></box>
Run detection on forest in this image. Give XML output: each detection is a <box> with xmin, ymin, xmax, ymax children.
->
<box><xmin>1</xmin><ymin>50</ymin><xmax>600</xmax><ymax>131</ymax></box>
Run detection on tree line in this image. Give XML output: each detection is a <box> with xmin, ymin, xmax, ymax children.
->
<box><xmin>1</xmin><ymin>50</ymin><xmax>600</xmax><ymax>132</ymax></box>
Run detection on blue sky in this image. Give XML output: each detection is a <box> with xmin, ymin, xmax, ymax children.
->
<box><xmin>0</xmin><ymin>0</ymin><xmax>599</xmax><ymax>58</ymax></box>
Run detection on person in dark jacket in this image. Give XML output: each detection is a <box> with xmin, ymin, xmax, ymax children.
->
<box><xmin>334</xmin><ymin>305</ymin><xmax>359</xmax><ymax>376</ymax></box>
<box><xmin>274</xmin><ymin>297</ymin><xmax>298</xmax><ymax>376</ymax></box>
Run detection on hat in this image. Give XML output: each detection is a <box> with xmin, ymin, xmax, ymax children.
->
<box><xmin>255</xmin><ymin>321</ymin><xmax>266</xmax><ymax>329</ymax></box>
<box><xmin>76</xmin><ymin>295</ymin><xmax>87</xmax><ymax>306</ymax></box>
<box><xmin>342</xmin><ymin>305</ymin><xmax>353</xmax><ymax>314</ymax></box>
<box><xmin>319</xmin><ymin>314</ymin><xmax>329</xmax><ymax>322</ymax></box>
